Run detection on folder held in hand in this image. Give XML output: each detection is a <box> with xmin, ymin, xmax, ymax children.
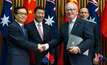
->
<box><xmin>67</xmin><ymin>34</ymin><xmax>83</xmax><ymax>50</ymax></box>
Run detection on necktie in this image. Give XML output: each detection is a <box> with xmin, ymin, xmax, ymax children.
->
<box><xmin>38</xmin><ymin>23</ymin><xmax>43</xmax><ymax>40</ymax></box>
<box><xmin>21</xmin><ymin>26</ymin><xmax>26</xmax><ymax>35</ymax></box>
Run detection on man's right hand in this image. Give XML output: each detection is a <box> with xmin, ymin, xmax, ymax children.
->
<box><xmin>37</xmin><ymin>44</ymin><xmax>46</xmax><ymax>52</ymax></box>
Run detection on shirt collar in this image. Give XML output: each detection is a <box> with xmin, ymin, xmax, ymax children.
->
<box><xmin>69</xmin><ymin>16</ymin><xmax>77</xmax><ymax>23</ymax></box>
<box><xmin>15</xmin><ymin>19</ymin><xmax>23</xmax><ymax>26</ymax></box>
<box><xmin>34</xmin><ymin>19</ymin><xmax>42</xmax><ymax>26</ymax></box>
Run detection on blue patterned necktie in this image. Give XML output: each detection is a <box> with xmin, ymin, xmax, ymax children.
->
<box><xmin>21</xmin><ymin>26</ymin><xmax>26</xmax><ymax>35</ymax></box>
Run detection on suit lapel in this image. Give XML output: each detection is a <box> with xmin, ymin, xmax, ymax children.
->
<box><xmin>31</xmin><ymin>21</ymin><xmax>43</xmax><ymax>41</ymax></box>
<box><xmin>64</xmin><ymin>22</ymin><xmax>69</xmax><ymax>40</ymax></box>
<box><xmin>14</xmin><ymin>21</ymin><xmax>27</xmax><ymax>39</ymax></box>
<box><xmin>71</xmin><ymin>17</ymin><xmax>79</xmax><ymax>34</ymax></box>
<box><xmin>42</xmin><ymin>23</ymin><xmax>46</xmax><ymax>41</ymax></box>
<box><xmin>14</xmin><ymin>21</ymin><xmax>24</xmax><ymax>34</ymax></box>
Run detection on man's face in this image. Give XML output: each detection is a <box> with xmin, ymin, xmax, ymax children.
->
<box><xmin>79</xmin><ymin>8</ymin><xmax>89</xmax><ymax>20</ymax></box>
<box><xmin>65</xmin><ymin>4</ymin><xmax>78</xmax><ymax>21</ymax></box>
<box><xmin>14</xmin><ymin>8</ymin><xmax>27</xmax><ymax>24</ymax></box>
<box><xmin>34</xmin><ymin>9</ymin><xmax>45</xmax><ymax>23</ymax></box>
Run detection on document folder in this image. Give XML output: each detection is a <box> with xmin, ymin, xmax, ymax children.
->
<box><xmin>67</xmin><ymin>34</ymin><xmax>83</xmax><ymax>50</ymax></box>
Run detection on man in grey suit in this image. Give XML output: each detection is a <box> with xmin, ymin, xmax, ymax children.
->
<box><xmin>6</xmin><ymin>6</ymin><xmax>44</xmax><ymax>65</ymax></box>
<box><xmin>79</xmin><ymin>7</ymin><xmax>101</xmax><ymax>65</ymax></box>
<box><xmin>43</xmin><ymin>2</ymin><xmax>94</xmax><ymax>65</ymax></box>
<box><xmin>25</xmin><ymin>6</ymin><xmax>54</xmax><ymax>65</ymax></box>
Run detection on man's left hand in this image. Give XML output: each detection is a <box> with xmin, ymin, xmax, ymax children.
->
<box><xmin>69</xmin><ymin>46</ymin><xmax>79</xmax><ymax>54</ymax></box>
<box><xmin>93</xmin><ymin>57</ymin><xmax>99</xmax><ymax>65</ymax></box>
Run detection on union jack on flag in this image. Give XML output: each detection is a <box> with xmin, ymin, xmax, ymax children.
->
<box><xmin>87</xmin><ymin>0</ymin><xmax>100</xmax><ymax>27</ymax></box>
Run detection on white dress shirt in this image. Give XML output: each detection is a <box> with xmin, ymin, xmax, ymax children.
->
<box><xmin>68</xmin><ymin>17</ymin><xmax>77</xmax><ymax>35</ymax></box>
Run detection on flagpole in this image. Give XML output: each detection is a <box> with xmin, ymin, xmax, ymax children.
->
<box><xmin>48</xmin><ymin>60</ymin><xmax>49</xmax><ymax>65</ymax></box>
<box><xmin>48</xmin><ymin>52</ymin><xmax>49</xmax><ymax>65</ymax></box>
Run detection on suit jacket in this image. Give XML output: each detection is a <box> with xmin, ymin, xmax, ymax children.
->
<box><xmin>89</xmin><ymin>22</ymin><xmax>101</xmax><ymax>58</ymax></box>
<box><xmin>25</xmin><ymin>21</ymin><xmax>54</xmax><ymax>65</ymax></box>
<box><xmin>49</xmin><ymin>17</ymin><xmax>94</xmax><ymax>65</ymax></box>
<box><xmin>6</xmin><ymin>21</ymin><xmax>38</xmax><ymax>65</ymax></box>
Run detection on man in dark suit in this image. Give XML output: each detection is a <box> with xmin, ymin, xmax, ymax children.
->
<box><xmin>6</xmin><ymin>6</ymin><xmax>44</xmax><ymax>65</ymax></box>
<box><xmin>79</xmin><ymin>7</ymin><xmax>101</xmax><ymax>65</ymax></box>
<box><xmin>25</xmin><ymin>6</ymin><xmax>54</xmax><ymax>65</ymax></box>
<box><xmin>42</xmin><ymin>2</ymin><xmax>94</xmax><ymax>65</ymax></box>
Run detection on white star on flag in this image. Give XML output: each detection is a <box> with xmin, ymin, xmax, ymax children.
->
<box><xmin>0</xmin><ymin>14</ymin><xmax>10</xmax><ymax>26</ymax></box>
<box><xmin>45</xmin><ymin>15</ymin><xmax>55</xmax><ymax>26</ymax></box>
<box><xmin>87</xmin><ymin>17</ymin><xmax>96</xmax><ymax>24</ymax></box>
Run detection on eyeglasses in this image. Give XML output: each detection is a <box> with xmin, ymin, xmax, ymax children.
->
<box><xmin>17</xmin><ymin>12</ymin><xmax>27</xmax><ymax>15</ymax></box>
<box><xmin>65</xmin><ymin>9</ymin><xmax>76</xmax><ymax>12</ymax></box>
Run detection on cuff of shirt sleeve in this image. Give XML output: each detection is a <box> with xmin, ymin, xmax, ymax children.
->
<box><xmin>77</xmin><ymin>46</ymin><xmax>81</xmax><ymax>54</ymax></box>
<box><xmin>44</xmin><ymin>43</ymin><xmax>49</xmax><ymax>50</ymax></box>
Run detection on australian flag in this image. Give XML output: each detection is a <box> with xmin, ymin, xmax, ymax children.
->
<box><xmin>98</xmin><ymin>54</ymin><xmax>107</xmax><ymax>63</ymax></box>
<box><xmin>42</xmin><ymin>0</ymin><xmax>57</xmax><ymax>64</ymax></box>
<box><xmin>44</xmin><ymin>0</ymin><xmax>57</xmax><ymax>38</ymax></box>
<box><xmin>87</xmin><ymin>0</ymin><xmax>100</xmax><ymax>27</ymax></box>
<box><xmin>0</xmin><ymin>0</ymin><xmax>13</xmax><ymax>65</ymax></box>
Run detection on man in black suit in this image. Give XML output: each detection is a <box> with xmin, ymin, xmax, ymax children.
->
<box><xmin>6</xmin><ymin>6</ymin><xmax>44</xmax><ymax>65</ymax></box>
<box><xmin>25</xmin><ymin>6</ymin><xmax>54</xmax><ymax>65</ymax></box>
<box><xmin>79</xmin><ymin>7</ymin><xmax>101</xmax><ymax>65</ymax></box>
<box><xmin>43</xmin><ymin>2</ymin><xmax>94</xmax><ymax>65</ymax></box>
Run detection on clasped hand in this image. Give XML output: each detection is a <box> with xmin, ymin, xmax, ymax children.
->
<box><xmin>38</xmin><ymin>44</ymin><xmax>46</xmax><ymax>52</ymax></box>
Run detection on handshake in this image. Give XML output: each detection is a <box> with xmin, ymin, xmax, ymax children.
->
<box><xmin>37</xmin><ymin>44</ymin><xmax>48</xmax><ymax>52</ymax></box>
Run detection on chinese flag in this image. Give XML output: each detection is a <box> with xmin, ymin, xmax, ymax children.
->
<box><xmin>23</xmin><ymin>0</ymin><xmax>36</xmax><ymax>64</ymax></box>
<box><xmin>58</xmin><ymin>0</ymin><xmax>79</xmax><ymax>65</ymax></box>
<box><xmin>49</xmin><ymin>53</ymin><xmax>54</xmax><ymax>64</ymax></box>
<box><xmin>23</xmin><ymin>0</ymin><xmax>36</xmax><ymax>24</ymax></box>
<box><xmin>101</xmin><ymin>1</ymin><xmax>107</xmax><ymax>38</ymax></box>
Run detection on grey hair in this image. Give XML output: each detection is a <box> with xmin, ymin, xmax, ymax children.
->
<box><xmin>65</xmin><ymin>2</ymin><xmax>78</xmax><ymax>11</ymax></box>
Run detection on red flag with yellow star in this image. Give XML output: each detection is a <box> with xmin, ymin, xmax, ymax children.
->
<box><xmin>23</xmin><ymin>0</ymin><xmax>36</xmax><ymax>24</ymax></box>
<box><xmin>58</xmin><ymin>0</ymin><xmax>79</xmax><ymax>65</ymax></box>
<box><xmin>23</xmin><ymin>0</ymin><xmax>36</xmax><ymax>64</ymax></box>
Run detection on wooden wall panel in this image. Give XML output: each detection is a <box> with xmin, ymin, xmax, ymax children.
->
<box><xmin>0</xmin><ymin>32</ymin><xmax>3</xmax><ymax>58</ymax></box>
<box><xmin>0</xmin><ymin>0</ymin><xmax>107</xmax><ymax>65</ymax></box>
<box><xmin>0</xmin><ymin>0</ymin><xmax>3</xmax><ymax>58</ymax></box>
<box><xmin>0</xmin><ymin>0</ymin><xmax>3</xmax><ymax>16</ymax></box>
